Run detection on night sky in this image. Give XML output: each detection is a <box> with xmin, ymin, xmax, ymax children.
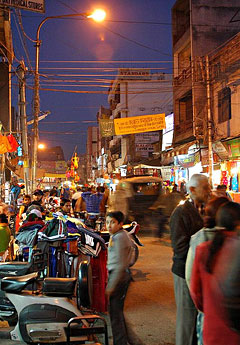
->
<box><xmin>10</xmin><ymin>0</ymin><xmax>176</xmax><ymax>160</ymax></box>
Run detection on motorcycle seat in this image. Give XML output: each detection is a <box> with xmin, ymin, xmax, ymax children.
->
<box><xmin>42</xmin><ymin>277</ymin><xmax>77</xmax><ymax>297</ymax></box>
<box><xmin>0</xmin><ymin>261</ymin><xmax>33</xmax><ymax>278</ymax></box>
<box><xmin>1</xmin><ymin>271</ymin><xmax>38</xmax><ymax>293</ymax></box>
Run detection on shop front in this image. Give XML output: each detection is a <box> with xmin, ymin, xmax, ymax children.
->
<box><xmin>174</xmin><ymin>150</ymin><xmax>202</xmax><ymax>189</ymax></box>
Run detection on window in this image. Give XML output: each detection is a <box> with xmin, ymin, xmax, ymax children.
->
<box><xmin>179</xmin><ymin>92</ymin><xmax>192</xmax><ymax>122</ymax></box>
<box><xmin>218</xmin><ymin>87</ymin><xmax>231</xmax><ymax>123</ymax></box>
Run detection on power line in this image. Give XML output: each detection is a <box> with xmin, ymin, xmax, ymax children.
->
<box><xmin>37</xmin><ymin>60</ymin><xmax>173</xmax><ymax>63</ymax></box>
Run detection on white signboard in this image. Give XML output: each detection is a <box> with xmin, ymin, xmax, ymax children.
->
<box><xmin>135</xmin><ymin>132</ymin><xmax>159</xmax><ymax>144</ymax></box>
<box><xmin>0</xmin><ymin>0</ymin><xmax>45</xmax><ymax>13</ymax></box>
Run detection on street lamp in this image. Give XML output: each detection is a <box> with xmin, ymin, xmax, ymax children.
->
<box><xmin>32</xmin><ymin>9</ymin><xmax>106</xmax><ymax>191</ymax></box>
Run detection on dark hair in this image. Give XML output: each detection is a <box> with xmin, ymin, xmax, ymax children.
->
<box><xmin>205</xmin><ymin>202</ymin><xmax>240</xmax><ymax>273</ymax></box>
<box><xmin>23</xmin><ymin>194</ymin><xmax>31</xmax><ymax>200</ymax></box>
<box><xmin>50</xmin><ymin>189</ymin><xmax>58</xmax><ymax>197</ymax></box>
<box><xmin>60</xmin><ymin>198</ymin><xmax>71</xmax><ymax>207</ymax></box>
<box><xmin>33</xmin><ymin>189</ymin><xmax>43</xmax><ymax>196</ymax></box>
<box><xmin>216</xmin><ymin>184</ymin><xmax>227</xmax><ymax>191</ymax></box>
<box><xmin>106</xmin><ymin>211</ymin><xmax>124</xmax><ymax>224</ymax></box>
<box><xmin>0</xmin><ymin>213</ymin><xmax>8</xmax><ymax>223</ymax></box>
<box><xmin>203</xmin><ymin>197</ymin><xmax>229</xmax><ymax>228</ymax></box>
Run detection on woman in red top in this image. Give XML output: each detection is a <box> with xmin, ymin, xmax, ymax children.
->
<box><xmin>190</xmin><ymin>202</ymin><xmax>240</xmax><ymax>345</ymax></box>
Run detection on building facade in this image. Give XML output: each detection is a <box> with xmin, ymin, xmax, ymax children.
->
<box><xmin>97</xmin><ymin>69</ymin><xmax>173</xmax><ymax>179</ymax></box>
<box><xmin>170</xmin><ymin>0</ymin><xmax>240</xmax><ymax>189</ymax></box>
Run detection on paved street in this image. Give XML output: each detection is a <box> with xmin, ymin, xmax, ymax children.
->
<box><xmin>0</xmin><ymin>234</ymin><xmax>176</xmax><ymax>345</ymax></box>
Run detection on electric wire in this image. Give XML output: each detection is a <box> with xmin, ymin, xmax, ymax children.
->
<box><xmin>13</xmin><ymin>10</ymin><xmax>33</xmax><ymax>71</ymax></box>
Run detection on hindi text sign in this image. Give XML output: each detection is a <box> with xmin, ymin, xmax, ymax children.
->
<box><xmin>114</xmin><ymin>113</ymin><xmax>165</xmax><ymax>136</ymax></box>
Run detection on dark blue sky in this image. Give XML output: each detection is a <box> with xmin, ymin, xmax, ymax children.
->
<box><xmin>11</xmin><ymin>0</ymin><xmax>176</xmax><ymax>160</ymax></box>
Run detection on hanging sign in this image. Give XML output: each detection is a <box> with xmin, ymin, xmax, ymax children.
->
<box><xmin>114</xmin><ymin>113</ymin><xmax>165</xmax><ymax>136</ymax></box>
<box><xmin>224</xmin><ymin>138</ymin><xmax>240</xmax><ymax>158</ymax></box>
<box><xmin>99</xmin><ymin>119</ymin><xmax>115</xmax><ymax>137</ymax></box>
<box><xmin>0</xmin><ymin>0</ymin><xmax>45</xmax><ymax>13</ymax></box>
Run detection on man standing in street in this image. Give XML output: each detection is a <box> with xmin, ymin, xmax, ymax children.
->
<box><xmin>169</xmin><ymin>174</ymin><xmax>211</xmax><ymax>345</ymax></box>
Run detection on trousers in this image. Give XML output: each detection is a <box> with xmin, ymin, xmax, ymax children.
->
<box><xmin>173</xmin><ymin>273</ymin><xmax>198</xmax><ymax>345</ymax></box>
<box><xmin>109</xmin><ymin>270</ymin><xmax>132</xmax><ymax>345</ymax></box>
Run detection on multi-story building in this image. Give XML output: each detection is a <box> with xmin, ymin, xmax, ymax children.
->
<box><xmin>207</xmin><ymin>32</ymin><xmax>240</xmax><ymax>196</ymax></box>
<box><xmin>171</xmin><ymin>0</ymin><xmax>240</xmax><ymax>186</ymax></box>
<box><xmin>104</xmin><ymin>68</ymin><xmax>173</xmax><ymax>176</ymax></box>
<box><xmin>172</xmin><ymin>0</ymin><xmax>240</xmax><ymax>147</ymax></box>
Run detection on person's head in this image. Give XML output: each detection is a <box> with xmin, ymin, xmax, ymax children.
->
<box><xmin>50</xmin><ymin>189</ymin><xmax>58</xmax><ymax>197</ymax></box>
<box><xmin>23</xmin><ymin>194</ymin><xmax>31</xmax><ymax>205</ymax></box>
<box><xmin>60</xmin><ymin>198</ymin><xmax>71</xmax><ymax>213</ymax></box>
<box><xmin>206</xmin><ymin>201</ymin><xmax>240</xmax><ymax>274</ymax></box>
<box><xmin>11</xmin><ymin>176</ymin><xmax>18</xmax><ymax>186</ymax></box>
<box><xmin>0</xmin><ymin>213</ymin><xmax>8</xmax><ymax>224</ymax></box>
<box><xmin>216</xmin><ymin>202</ymin><xmax>240</xmax><ymax>231</ymax></box>
<box><xmin>187</xmin><ymin>174</ymin><xmax>211</xmax><ymax>204</ymax></box>
<box><xmin>106</xmin><ymin>211</ymin><xmax>124</xmax><ymax>235</ymax></box>
<box><xmin>76</xmin><ymin>186</ymin><xmax>81</xmax><ymax>192</ymax></box>
<box><xmin>217</xmin><ymin>184</ymin><xmax>227</xmax><ymax>191</ymax></box>
<box><xmin>203</xmin><ymin>197</ymin><xmax>229</xmax><ymax>228</ymax></box>
<box><xmin>172</xmin><ymin>184</ymin><xmax>178</xmax><ymax>192</ymax></box>
<box><xmin>32</xmin><ymin>190</ymin><xmax>43</xmax><ymax>202</ymax></box>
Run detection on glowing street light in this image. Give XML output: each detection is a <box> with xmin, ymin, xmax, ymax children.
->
<box><xmin>38</xmin><ymin>143</ymin><xmax>45</xmax><ymax>150</ymax></box>
<box><xmin>87</xmin><ymin>9</ymin><xmax>106</xmax><ymax>22</ymax></box>
<box><xmin>32</xmin><ymin>9</ymin><xmax>106</xmax><ymax>191</ymax></box>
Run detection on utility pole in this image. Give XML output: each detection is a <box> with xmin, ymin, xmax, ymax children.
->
<box><xmin>206</xmin><ymin>55</ymin><xmax>213</xmax><ymax>187</ymax></box>
<box><xmin>17</xmin><ymin>61</ymin><xmax>30</xmax><ymax>194</ymax></box>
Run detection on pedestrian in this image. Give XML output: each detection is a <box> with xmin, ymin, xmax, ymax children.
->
<box><xmin>9</xmin><ymin>176</ymin><xmax>21</xmax><ymax>213</ymax></box>
<box><xmin>169</xmin><ymin>173</ymin><xmax>211</xmax><ymax>345</ymax></box>
<box><xmin>0</xmin><ymin>213</ymin><xmax>11</xmax><ymax>260</ymax></box>
<box><xmin>72</xmin><ymin>186</ymin><xmax>82</xmax><ymax>210</ymax></box>
<box><xmin>59</xmin><ymin>198</ymin><xmax>72</xmax><ymax>216</ymax></box>
<box><xmin>60</xmin><ymin>183</ymin><xmax>70</xmax><ymax>199</ymax></box>
<box><xmin>28</xmin><ymin>190</ymin><xmax>45</xmax><ymax>214</ymax></box>
<box><xmin>18</xmin><ymin>194</ymin><xmax>31</xmax><ymax>220</ymax></box>
<box><xmin>16</xmin><ymin>194</ymin><xmax>32</xmax><ymax>233</ymax></box>
<box><xmin>105</xmin><ymin>211</ymin><xmax>136</xmax><ymax>345</ymax></box>
<box><xmin>213</xmin><ymin>184</ymin><xmax>233</xmax><ymax>201</ymax></box>
<box><xmin>220</xmin><ymin>237</ymin><xmax>240</xmax><ymax>334</ymax></box>
<box><xmin>185</xmin><ymin>196</ymin><xmax>229</xmax><ymax>345</ymax></box>
<box><xmin>190</xmin><ymin>202</ymin><xmax>240</xmax><ymax>345</ymax></box>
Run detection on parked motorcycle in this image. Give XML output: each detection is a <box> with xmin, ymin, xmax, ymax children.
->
<box><xmin>0</xmin><ymin>261</ymin><xmax>108</xmax><ymax>344</ymax></box>
<box><xmin>0</xmin><ymin>250</ymin><xmax>45</xmax><ymax>326</ymax></box>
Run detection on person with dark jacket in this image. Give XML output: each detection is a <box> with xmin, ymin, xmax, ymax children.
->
<box><xmin>169</xmin><ymin>173</ymin><xmax>211</xmax><ymax>345</ymax></box>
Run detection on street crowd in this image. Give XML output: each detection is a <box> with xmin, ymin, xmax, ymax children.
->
<box><xmin>0</xmin><ymin>175</ymin><xmax>240</xmax><ymax>345</ymax></box>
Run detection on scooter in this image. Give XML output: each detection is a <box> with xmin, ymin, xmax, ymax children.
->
<box><xmin>0</xmin><ymin>260</ymin><xmax>108</xmax><ymax>344</ymax></box>
<box><xmin>0</xmin><ymin>250</ymin><xmax>45</xmax><ymax>326</ymax></box>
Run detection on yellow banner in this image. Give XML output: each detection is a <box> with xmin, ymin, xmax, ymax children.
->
<box><xmin>114</xmin><ymin>113</ymin><xmax>165</xmax><ymax>135</ymax></box>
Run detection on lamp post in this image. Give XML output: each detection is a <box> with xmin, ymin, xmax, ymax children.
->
<box><xmin>32</xmin><ymin>9</ymin><xmax>106</xmax><ymax>191</ymax></box>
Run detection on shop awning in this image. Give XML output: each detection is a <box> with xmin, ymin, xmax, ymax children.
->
<box><xmin>44</xmin><ymin>173</ymin><xmax>66</xmax><ymax>178</ymax></box>
<box><xmin>14</xmin><ymin>166</ymin><xmax>45</xmax><ymax>180</ymax></box>
<box><xmin>171</xmin><ymin>141</ymin><xmax>197</xmax><ymax>156</ymax></box>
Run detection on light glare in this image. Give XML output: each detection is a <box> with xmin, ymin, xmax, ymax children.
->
<box><xmin>88</xmin><ymin>9</ymin><xmax>106</xmax><ymax>22</ymax></box>
<box><xmin>38</xmin><ymin>143</ymin><xmax>45</xmax><ymax>149</ymax></box>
